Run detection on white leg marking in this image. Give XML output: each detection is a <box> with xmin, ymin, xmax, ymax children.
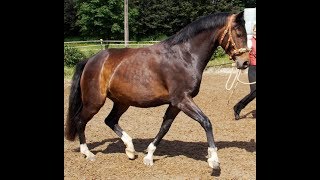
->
<box><xmin>143</xmin><ymin>143</ymin><xmax>156</xmax><ymax>166</ymax></box>
<box><xmin>207</xmin><ymin>147</ymin><xmax>220</xmax><ymax>169</ymax></box>
<box><xmin>121</xmin><ymin>131</ymin><xmax>136</xmax><ymax>159</ymax></box>
<box><xmin>80</xmin><ymin>144</ymin><xmax>96</xmax><ymax>161</ymax></box>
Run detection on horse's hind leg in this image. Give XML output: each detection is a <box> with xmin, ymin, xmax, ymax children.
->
<box><xmin>144</xmin><ymin>105</ymin><xmax>180</xmax><ymax>166</ymax></box>
<box><xmin>77</xmin><ymin>103</ymin><xmax>105</xmax><ymax>161</ymax></box>
<box><xmin>104</xmin><ymin>102</ymin><xmax>136</xmax><ymax>159</ymax></box>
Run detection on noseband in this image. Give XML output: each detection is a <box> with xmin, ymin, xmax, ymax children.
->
<box><xmin>219</xmin><ymin>15</ymin><xmax>249</xmax><ymax>60</ymax></box>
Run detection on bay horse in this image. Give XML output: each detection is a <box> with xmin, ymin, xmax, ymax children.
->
<box><xmin>65</xmin><ymin>11</ymin><xmax>250</xmax><ymax>172</ymax></box>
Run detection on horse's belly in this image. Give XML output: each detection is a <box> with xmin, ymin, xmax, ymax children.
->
<box><xmin>108</xmin><ymin>78</ymin><xmax>169</xmax><ymax>107</ymax></box>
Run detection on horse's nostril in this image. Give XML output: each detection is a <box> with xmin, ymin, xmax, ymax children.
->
<box><xmin>243</xmin><ymin>61</ymin><xmax>249</xmax><ymax>66</ymax></box>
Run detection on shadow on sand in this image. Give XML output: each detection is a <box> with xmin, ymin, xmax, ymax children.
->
<box><xmin>74</xmin><ymin>138</ymin><xmax>255</xmax><ymax>162</ymax></box>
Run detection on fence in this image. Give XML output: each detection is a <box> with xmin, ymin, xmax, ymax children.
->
<box><xmin>64</xmin><ymin>39</ymin><xmax>233</xmax><ymax>69</ymax></box>
<box><xmin>64</xmin><ymin>39</ymin><xmax>160</xmax><ymax>53</ymax></box>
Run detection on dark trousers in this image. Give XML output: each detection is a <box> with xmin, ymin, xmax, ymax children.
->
<box><xmin>234</xmin><ymin>65</ymin><xmax>256</xmax><ymax>112</ymax></box>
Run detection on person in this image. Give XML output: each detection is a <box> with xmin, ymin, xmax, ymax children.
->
<box><xmin>233</xmin><ymin>24</ymin><xmax>256</xmax><ymax>120</ymax></box>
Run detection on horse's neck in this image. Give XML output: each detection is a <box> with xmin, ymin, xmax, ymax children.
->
<box><xmin>178</xmin><ymin>31</ymin><xmax>218</xmax><ymax>74</ymax></box>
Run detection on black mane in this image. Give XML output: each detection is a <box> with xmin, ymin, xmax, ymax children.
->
<box><xmin>162</xmin><ymin>12</ymin><xmax>231</xmax><ymax>46</ymax></box>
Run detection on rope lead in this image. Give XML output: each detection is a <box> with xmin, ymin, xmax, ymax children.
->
<box><xmin>225</xmin><ymin>64</ymin><xmax>256</xmax><ymax>104</ymax></box>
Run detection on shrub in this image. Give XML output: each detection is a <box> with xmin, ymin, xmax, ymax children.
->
<box><xmin>212</xmin><ymin>46</ymin><xmax>226</xmax><ymax>59</ymax></box>
<box><xmin>64</xmin><ymin>45</ymin><xmax>86</xmax><ymax>67</ymax></box>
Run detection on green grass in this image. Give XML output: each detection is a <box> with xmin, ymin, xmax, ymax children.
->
<box><xmin>206</xmin><ymin>56</ymin><xmax>233</xmax><ymax>69</ymax></box>
<box><xmin>64</xmin><ymin>66</ymin><xmax>75</xmax><ymax>79</ymax></box>
<box><xmin>65</xmin><ymin>42</ymin><xmax>158</xmax><ymax>58</ymax></box>
<box><xmin>65</xmin><ymin>43</ymin><xmax>103</xmax><ymax>57</ymax></box>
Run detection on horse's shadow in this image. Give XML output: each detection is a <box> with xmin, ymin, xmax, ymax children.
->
<box><xmin>79</xmin><ymin>138</ymin><xmax>256</xmax><ymax>162</ymax></box>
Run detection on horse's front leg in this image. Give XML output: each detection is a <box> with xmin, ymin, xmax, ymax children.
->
<box><xmin>176</xmin><ymin>96</ymin><xmax>220</xmax><ymax>171</ymax></box>
<box><xmin>144</xmin><ymin>105</ymin><xmax>180</xmax><ymax>166</ymax></box>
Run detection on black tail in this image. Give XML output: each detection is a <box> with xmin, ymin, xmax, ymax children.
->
<box><xmin>65</xmin><ymin>59</ymin><xmax>89</xmax><ymax>141</ymax></box>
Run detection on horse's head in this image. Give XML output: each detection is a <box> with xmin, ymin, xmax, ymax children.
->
<box><xmin>219</xmin><ymin>12</ymin><xmax>250</xmax><ymax>69</ymax></box>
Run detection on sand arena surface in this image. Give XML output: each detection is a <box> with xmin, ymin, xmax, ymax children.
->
<box><xmin>64</xmin><ymin>69</ymin><xmax>256</xmax><ymax>179</ymax></box>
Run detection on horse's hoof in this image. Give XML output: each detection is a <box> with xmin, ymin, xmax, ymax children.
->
<box><xmin>86</xmin><ymin>154</ymin><xmax>96</xmax><ymax>161</ymax></box>
<box><xmin>143</xmin><ymin>156</ymin><xmax>154</xmax><ymax>166</ymax></box>
<box><xmin>233</xmin><ymin>106</ymin><xmax>241</xmax><ymax>120</ymax></box>
<box><xmin>208</xmin><ymin>158</ymin><xmax>220</xmax><ymax>169</ymax></box>
<box><xmin>125</xmin><ymin>148</ymin><xmax>136</xmax><ymax>160</ymax></box>
<box><xmin>234</xmin><ymin>113</ymin><xmax>240</xmax><ymax>120</ymax></box>
<box><xmin>211</xmin><ymin>166</ymin><xmax>221</xmax><ymax>176</ymax></box>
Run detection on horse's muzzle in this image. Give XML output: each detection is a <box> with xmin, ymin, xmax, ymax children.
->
<box><xmin>236</xmin><ymin>60</ymin><xmax>249</xmax><ymax>69</ymax></box>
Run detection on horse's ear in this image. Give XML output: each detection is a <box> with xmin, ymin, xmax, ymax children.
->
<box><xmin>235</xmin><ymin>11</ymin><xmax>244</xmax><ymax>22</ymax></box>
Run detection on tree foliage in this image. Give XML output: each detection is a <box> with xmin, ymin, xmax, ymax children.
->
<box><xmin>76</xmin><ymin>0</ymin><xmax>122</xmax><ymax>39</ymax></box>
<box><xmin>64</xmin><ymin>0</ymin><xmax>255</xmax><ymax>40</ymax></box>
<box><xmin>64</xmin><ymin>0</ymin><xmax>78</xmax><ymax>36</ymax></box>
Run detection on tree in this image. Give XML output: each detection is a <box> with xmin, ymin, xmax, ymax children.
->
<box><xmin>65</xmin><ymin>0</ymin><xmax>254</xmax><ymax>40</ymax></box>
<box><xmin>75</xmin><ymin>0</ymin><xmax>139</xmax><ymax>40</ymax></box>
<box><xmin>130</xmin><ymin>0</ymin><xmax>249</xmax><ymax>40</ymax></box>
<box><xmin>64</xmin><ymin>0</ymin><xmax>78</xmax><ymax>36</ymax></box>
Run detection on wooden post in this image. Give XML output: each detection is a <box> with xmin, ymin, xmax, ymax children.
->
<box><xmin>124</xmin><ymin>0</ymin><xmax>129</xmax><ymax>47</ymax></box>
<box><xmin>100</xmin><ymin>39</ymin><xmax>103</xmax><ymax>50</ymax></box>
